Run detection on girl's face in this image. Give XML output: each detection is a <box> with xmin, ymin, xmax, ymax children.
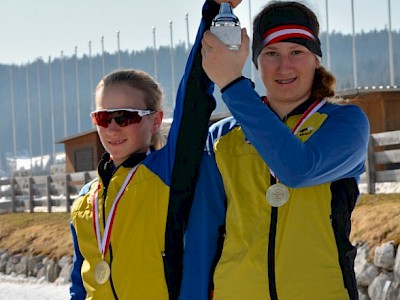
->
<box><xmin>257</xmin><ymin>42</ymin><xmax>320</xmax><ymax>107</ymax></box>
<box><xmin>95</xmin><ymin>83</ymin><xmax>162</xmax><ymax>166</ymax></box>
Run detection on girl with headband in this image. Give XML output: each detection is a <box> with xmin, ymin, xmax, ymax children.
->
<box><xmin>180</xmin><ymin>1</ymin><xmax>369</xmax><ymax>299</ymax></box>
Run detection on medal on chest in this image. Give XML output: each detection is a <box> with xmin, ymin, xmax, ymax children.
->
<box><xmin>92</xmin><ymin>165</ymin><xmax>138</xmax><ymax>284</ymax></box>
<box><xmin>94</xmin><ymin>260</ymin><xmax>111</xmax><ymax>284</ymax></box>
<box><xmin>266</xmin><ymin>182</ymin><xmax>290</xmax><ymax>207</ymax></box>
<box><xmin>266</xmin><ymin>99</ymin><xmax>327</xmax><ymax>208</ymax></box>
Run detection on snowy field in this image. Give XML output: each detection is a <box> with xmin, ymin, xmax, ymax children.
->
<box><xmin>0</xmin><ymin>274</ymin><xmax>69</xmax><ymax>300</ymax></box>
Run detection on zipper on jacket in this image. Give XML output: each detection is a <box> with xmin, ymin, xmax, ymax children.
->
<box><xmin>268</xmin><ymin>175</ymin><xmax>279</xmax><ymax>300</ymax></box>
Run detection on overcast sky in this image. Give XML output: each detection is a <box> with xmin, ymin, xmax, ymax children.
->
<box><xmin>1</xmin><ymin>0</ymin><xmax>399</xmax><ymax>65</ymax></box>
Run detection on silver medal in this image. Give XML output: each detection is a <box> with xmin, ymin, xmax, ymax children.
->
<box><xmin>266</xmin><ymin>183</ymin><xmax>289</xmax><ymax>207</ymax></box>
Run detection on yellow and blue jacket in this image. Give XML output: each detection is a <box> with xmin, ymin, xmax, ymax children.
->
<box><xmin>69</xmin><ymin>1</ymin><xmax>220</xmax><ymax>299</ymax></box>
<box><xmin>179</xmin><ymin>78</ymin><xmax>370</xmax><ymax>300</ymax></box>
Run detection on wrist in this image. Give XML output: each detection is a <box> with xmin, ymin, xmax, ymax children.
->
<box><xmin>220</xmin><ymin>76</ymin><xmax>254</xmax><ymax>93</ymax></box>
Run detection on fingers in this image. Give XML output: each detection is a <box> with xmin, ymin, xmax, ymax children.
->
<box><xmin>229</xmin><ymin>0</ymin><xmax>242</xmax><ymax>8</ymax></box>
<box><xmin>203</xmin><ymin>30</ymin><xmax>223</xmax><ymax>48</ymax></box>
<box><xmin>214</xmin><ymin>0</ymin><xmax>241</xmax><ymax>9</ymax></box>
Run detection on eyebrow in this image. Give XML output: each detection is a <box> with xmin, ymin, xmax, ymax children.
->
<box><xmin>264</xmin><ymin>44</ymin><xmax>306</xmax><ymax>51</ymax></box>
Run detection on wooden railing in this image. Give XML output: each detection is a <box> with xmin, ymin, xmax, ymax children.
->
<box><xmin>362</xmin><ymin>129</ymin><xmax>400</xmax><ymax>194</ymax></box>
<box><xmin>0</xmin><ymin>171</ymin><xmax>97</xmax><ymax>213</ymax></box>
<box><xmin>1</xmin><ymin>130</ymin><xmax>400</xmax><ymax>213</ymax></box>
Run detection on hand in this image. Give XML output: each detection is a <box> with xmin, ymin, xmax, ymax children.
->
<box><xmin>201</xmin><ymin>28</ymin><xmax>249</xmax><ymax>89</ymax></box>
<box><xmin>213</xmin><ymin>0</ymin><xmax>241</xmax><ymax>8</ymax></box>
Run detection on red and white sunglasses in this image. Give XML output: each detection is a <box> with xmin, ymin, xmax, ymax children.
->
<box><xmin>90</xmin><ymin>108</ymin><xmax>155</xmax><ymax>128</ymax></box>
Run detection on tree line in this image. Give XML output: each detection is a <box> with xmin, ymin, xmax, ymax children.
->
<box><xmin>0</xmin><ymin>29</ymin><xmax>399</xmax><ymax>174</ymax></box>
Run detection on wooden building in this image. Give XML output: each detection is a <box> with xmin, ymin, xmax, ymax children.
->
<box><xmin>337</xmin><ymin>86</ymin><xmax>400</xmax><ymax>134</ymax></box>
<box><xmin>56</xmin><ymin>129</ymin><xmax>103</xmax><ymax>174</ymax></box>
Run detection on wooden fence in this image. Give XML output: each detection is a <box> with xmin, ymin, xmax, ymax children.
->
<box><xmin>0</xmin><ymin>130</ymin><xmax>399</xmax><ymax>213</ymax></box>
<box><xmin>0</xmin><ymin>171</ymin><xmax>97</xmax><ymax>213</ymax></box>
<box><xmin>363</xmin><ymin>129</ymin><xmax>400</xmax><ymax>194</ymax></box>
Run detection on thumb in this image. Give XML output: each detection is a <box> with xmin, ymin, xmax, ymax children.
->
<box><xmin>240</xmin><ymin>28</ymin><xmax>250</xmax><ymax>55</ymax></box>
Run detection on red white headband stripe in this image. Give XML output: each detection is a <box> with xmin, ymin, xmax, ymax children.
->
<box><xmin>262</xmin><ymin>25</ymin><xmax>317</xmax><ymax>47</ymax></box>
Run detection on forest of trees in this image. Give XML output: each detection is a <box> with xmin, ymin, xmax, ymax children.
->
<box><xmin>0</xmin><ymin>29</ymin><xmax>399</xmax><ymax>175</ymax></box>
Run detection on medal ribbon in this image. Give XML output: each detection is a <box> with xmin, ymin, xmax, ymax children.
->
<box><xmin>93</xmin><ymin>165</ymin><xmax>138</xmax><ymax>257</ymax></box>
<box><xmin>269</xmin><ymin>99</ymin><xmax>327</xmax><ymax>178</ymax></box>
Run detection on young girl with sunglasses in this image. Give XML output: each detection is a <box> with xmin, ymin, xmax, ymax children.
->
<box><xmin>68</xmin><ymin>1</ymin><xmax>230</xmax><ymax>299</ymax></box>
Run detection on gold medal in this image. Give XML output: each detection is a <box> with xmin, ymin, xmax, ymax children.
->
<box><xmin>95</xmin><ymin>260</ymin><xmax>110</xmax><ymax>284</ymax></box>
<box><xmin>266</xmin><ymin>183</ymin><xmax>289</xmax><ymax>207</ymax></box>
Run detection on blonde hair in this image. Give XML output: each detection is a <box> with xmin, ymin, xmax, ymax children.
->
<box><xmin>95</xmin><ymin>69</ymin><xmax>165</xmax><ymax>149</ymax></box>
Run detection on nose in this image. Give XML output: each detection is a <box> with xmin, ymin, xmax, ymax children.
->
<box><xmin>106</xmin><ymin>118</ymin><xmax>121</xmax><ymax>131</ymax></box>
<box><xmin>277</xmin><ymin>55</ymin><xmax>292</xmax><ymax>70</ymax></box>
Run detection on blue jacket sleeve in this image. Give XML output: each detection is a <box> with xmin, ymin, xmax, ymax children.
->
<box><xmin>179</xmin><ymin>152</ymin><xmax>226</xmax><ymax>300</ymax></box>
<box><xmin>157</xmin><ymin>1</ymin><xmax>220</xmax><ymax>298</ymax></box>
<box><xmin>69</xmin><ymin>222</ymin><xmax>86</xmax><ymax>300</ymax></box>
<box><xmin>145</xmin><ymin>0</ymin><xmax>218</xmax><ymax>185</ymax></box>
<box><xmin>221</xmin><ymin>78</ymin><xmax>370</xmax><ymax>187</ymax></box>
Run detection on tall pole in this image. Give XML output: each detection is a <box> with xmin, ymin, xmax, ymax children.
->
<box><xmin>61</xmin><ymin>50</ymin><xmax>67</xmax><ymax>136</ymax></box>
<box><xmin>387</xmin><ymin>0</ymin><xmax>394</xmax><ymax>86</ymax></box>
<box><xmin>248</xmin><ymin>0</ymin><xmax>255</xmax><ymax>81</ymax></box>
<box><xmin>152</xmin><ymin>26</ymin><xmax>158</xmax><ymax>80</ymax></box>
<box><xmin>36</xmin><ymin>61</ymin><xmax>44</xmax><ymax>166</ymax></box>
<box><xmin>117</xmin><ymin>30</ymin><xmax>121</xmax><ymax>68</ymax></box>
<box><xmin>351</xmin><ymin>0</ymin><xmax>358</xmax><ymax>88</ymax></box>
<box><xmin>25</xmin><ymin>65</ymin><xmax>33</xmax><ymax>171</ymax></box>
<box><xmin>48</xmin><ymin>56</ymin><xmax>56</xmax><ymax>161</ymax></box>
<box><xmin>101</xmin><ymin>35</ymin><xmax>106</xmax><ymax>75</ymax></box>
<box><xmin>9</xmin><ymin>68</ymin><xmax>17</xmax><ymax>162</ymax></box>
<box><xmin>185</xmin><ymin>13</ymin><xmax>190</xmax><ymax>50</ymax></box>
<box><xmin>89</xmin><ymin>40</ymin><xmax>95</xmax><ymax>114</ymax></box>
<box><xmin>169</xmin><ymin>20</ymin><xmax>176</xmax><ymax>105</ymax></box>
<box><xmin>325</xmin><ymin>0</ymin><xmax>331</xmax><ymax>70</ymax></box>
<box><xmin>75</xmin><ymin>46</ymin><xmax>81</xmax><ymax>133</ymax></box>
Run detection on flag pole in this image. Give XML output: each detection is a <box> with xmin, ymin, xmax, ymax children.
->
<box><xmin>387</xmin><ymin>0</ymin><xmax>394</xmax><ymax>86</ymax></box>
<box><xmin>152</xmin><ymin>26</ymin><xmax>158</xmax><ymax>80</ymax></box>
<box><xmin>9</xmin><ymin>68</ymin><xmax>17</xmax><ymax>162</ymax></box>
<box><xmin>48</xmin><ymin>56</ymin><xmax>56</xmax><ymax>161</ymax></box>
<box><xmin>351</xmin><ymin>0</ymin><xmax>358</xmax><ymax>88</ymax></box>
<box><xmin>75</xmin><ymin>46</ymin><xmax>81</xmax><ymax>132</ymax></box>
<box><xmin>325</xmin><ymin>0</ymin><xmax>331</xmax><ymax>70</ymax></box>
<box><xmin>25</xmin><ymin>65</ymin><xmax>33</xmax><ymax>171</ymax></box>
<box><xmin>169</xmin><ymin>20</ymin><xmax>176</xmax><ymax>106</ymax></box>
<box><xmin>61</xmin><ymin>50</ymin><xmax>68</xmax><ymax>136</ymax></box>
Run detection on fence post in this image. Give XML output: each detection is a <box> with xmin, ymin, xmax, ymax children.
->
<box><xmin>65</xmin><ymin>174</ymin><xmax>71</xmax><ymax>213</ymax></box>
<box><xmin>366</xmin><ymin>136</ymin><xmax>376</xmax><ymax>194</ymax></box>
<box><xmin>11</xmin><ymin>177</ymin><xmax>18</xmax><ymax>212</ymax></box>
<box><xmin>28</xmin><ymin>177</ymin><xmax>34</xmax><ymax>213</ymax></box>
<box><xmin>84</xmin><ymin>172</ymin><xmax>91</xmax><ymax>184</ymax></box>
<box><xmin>46</xmin><ymin>175</ymin><xmax>52</xmax><ymax>213</ymax></box>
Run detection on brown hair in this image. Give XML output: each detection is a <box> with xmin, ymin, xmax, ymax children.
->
<box><xmin>95</xmin><ymin>69</ymin><xmax>165</xmax><ymax>149</ymax></box>
<box><xmin>312</xmin><ymin>66</ymin><xmax>336</xmax><ymax>101</ymax></box>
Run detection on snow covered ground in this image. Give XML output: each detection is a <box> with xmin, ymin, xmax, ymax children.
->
<box><xmin>0</xmin><ymin>274</ymin><xmax>69</xmax><ymax>300</ymax></box>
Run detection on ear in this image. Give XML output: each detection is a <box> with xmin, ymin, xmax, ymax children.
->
<box><xmin>315</xmin><ymin>56</ymin><xmax>321</xmax><ymax>69</ymax></box>
<box><xmin>151</xmin><ymin>111</ymin><xmax>163</xmax><ymax>134</ymax></box>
